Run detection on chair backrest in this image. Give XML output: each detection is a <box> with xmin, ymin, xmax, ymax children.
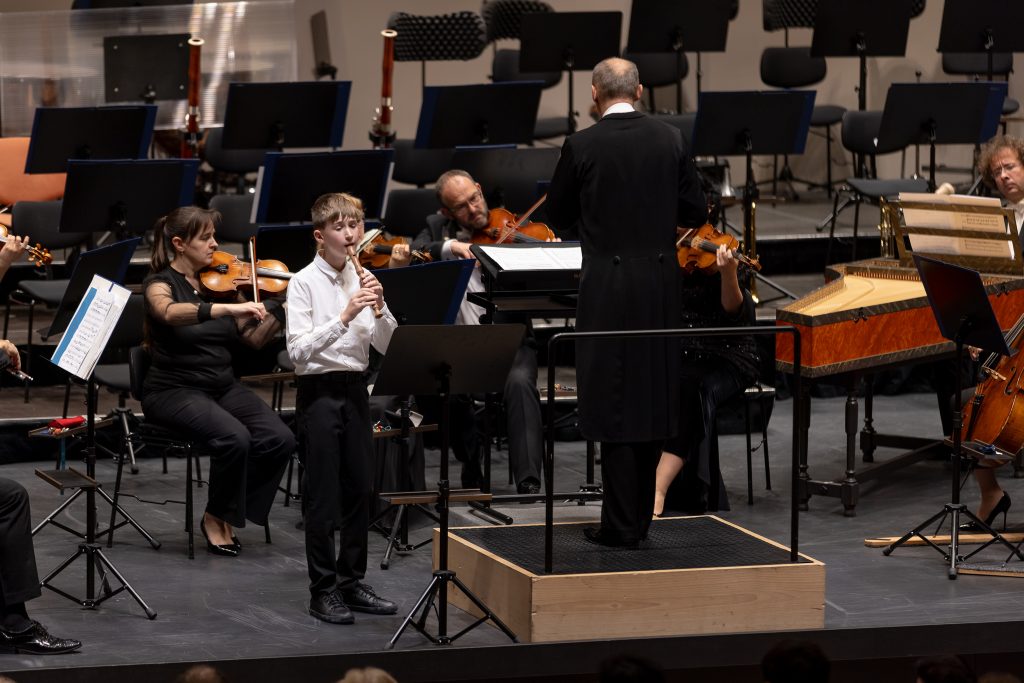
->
<box><xmin>0</xmin><ymin>137</ymin><xmax>66</xmax><ymax>206</ymax></box>
<box><xmin>209</xmin><ymin>194</ymin><xmax>258</xmax><ymax>244</ymax></box>
<box><xmin>942</xmin><ymin>52</ymin><xmax>1013</xmax><ymax>78</ymax></box>
<box><xmin>481</xmin><ymin>0</ymin><xmax>553</xmax><ymax>42</ymax></box>
<box><xmin>391</xmin><ymin>139</ymin><xmax>454</xmax><ymax>188</ymax></box>
<box><xmin>382</xmin><ymin>188</ymin><xmax>441</xmax><ymax>238</ymax></box>
<box><xmin>491</xmin><ymin>48</ymin><xmax>561</xmax><ymax>89</ymax></box>
<box><xmin>760</xmin><ymin>46</ymin><xmax>825</xmax><ymax>89</ymax></box>
<box><xmin>841</xmin><ymin>110</ymin><xmax>894</xmax><ymax>156</ymax></box>
<box><xmin>622</xmin><ymin>50</ymin><xmax>689</xmax><ymax>89</ymax></box>
<box><xmin>11</xmin><ymin>200</ymin><xmax>90</xmax><ymax>251</ymax></box>
<box><xmin>204</xmin><ymin>127</ymin><xmax>268</xmax><ymax>176</ymax></box>
<box><xmin>128</xmin><ymin>345</ymin><xmax>150</xmax><ymax>402</ymax></box>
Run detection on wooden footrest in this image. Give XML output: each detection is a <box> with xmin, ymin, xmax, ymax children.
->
<box><xmin>35</xmin><ymin>467</ymin><xmax>97</xmax><ymax>492</ymax></box>
<box><xmin>380</xmin><ymin>488</ymin><xmax>492</xmax><ymax>506</ymax></box>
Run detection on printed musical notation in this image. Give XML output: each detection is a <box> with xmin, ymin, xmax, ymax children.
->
<box><xmin>51</xmin><ymin>275</ymin><xmax>131</xmax><ymax>381</ymax></box>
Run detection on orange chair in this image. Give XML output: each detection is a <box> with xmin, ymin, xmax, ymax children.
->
<box><xmin>0</xmin><ymin>137</ymin><xmax>66</xmax><ymax>229</ymax></box>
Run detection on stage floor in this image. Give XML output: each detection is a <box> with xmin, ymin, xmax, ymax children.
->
<box><xmin>4</xmin><ymin>389</ymin><xmax>1024</xmax><ymax>682</ymax></box>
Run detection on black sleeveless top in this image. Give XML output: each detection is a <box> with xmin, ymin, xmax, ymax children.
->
<box><xmin>679</xmin><ymin>271</ymin><xmax>761</xmax><ymax>385</ymax></box>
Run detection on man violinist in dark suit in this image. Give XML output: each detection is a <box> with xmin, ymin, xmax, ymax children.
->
<box><xmin>546</xmin><ymin>57</ymin><xmax>707</xmax><ymax>547</ymax></box>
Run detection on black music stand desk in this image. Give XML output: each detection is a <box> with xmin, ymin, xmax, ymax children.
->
<box><xmin>222</xmin><ymin>81</ymin><xmax>351</xmax><ymax>150</ymax></box>
<box><xmin>884</xmin><ymin>255</ymin><xmax>1021</xmax><ymax>577</ymax></box>
<box><xmin>253</xmin><ymin>150</ymin><xmax>393</xmax><ymax>224</ymax></box>
<box><xmin>414</xmin><ymin>83</ymin><xmax>542</xmax><ymax>149</ymax></box>
<box><xmin>104</xmin><ymin>33</ymin><xmax>190</xmax><ymax>104</ymax></box>
<box><xmin>938</xmin><ymin>0</ymin><xmax>1024</xmax><ymax>82</ymax></box>
<box><xmin>25</xmin><ymin>105</ymin><xmax>156</xmax><ymax>174</ymax></box>
<box><xmin>377</xmin><ymin>324</ymin><xmax>523</xmax><ymax>648</ymax></box>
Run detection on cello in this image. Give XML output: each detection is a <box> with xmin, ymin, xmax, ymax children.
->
<box><xmin>960</xmin><ymin>311</ymin><xmax>1024</xmax><ymax>464</ymax></box>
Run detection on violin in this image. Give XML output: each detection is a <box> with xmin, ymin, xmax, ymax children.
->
<box><xmin>358</xmin><ymin>232</ymin><xmax>431</xmax><ymax>269</ymax></box>
<box><xmin>0</xmin><ymin>225</ymin><xmax>51</xmax><ymax>267</ymax></box>
<box><xmin>471</xmin><ymin>194</ymin><xmax>556</xmax><ymax>245</ymax></box>
<box><xmin>960</xmin><ymin>312</ymin><xmax>1024</xmax><ymax>465</ymax></box>
<box><xmin>675</xmin><ymin>224</ymin><xmax>761</xmax><ymax>274</ymax></box>
<box><xmin>199</xmin><ymin>243</ymin><xmax>291</xmax><ymax>300</ymax></box>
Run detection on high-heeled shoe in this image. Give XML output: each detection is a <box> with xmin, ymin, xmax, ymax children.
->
<box><xmin>961</xmin><ymin>492</ymin><xmax>1011</xmax><ymax>532</ymax></box>
<box><xmin>201</xmin><ymin>519</ymin><xmax>238</xmax><ymax>557</ymax></box>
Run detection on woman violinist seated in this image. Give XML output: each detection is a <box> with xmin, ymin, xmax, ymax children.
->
<box><xmin>654</xmin><ymin>233</ymin><xmax>762</xmax><ymax>517</ymax></box>
<box><xmin>142</xmin><ymin>206</ymin><xmax>294</xmax><ymax>556</ymax></box>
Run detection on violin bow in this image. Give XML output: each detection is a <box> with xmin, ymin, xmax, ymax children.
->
<box><xmin>248</xmin><ymin>236</ymin><xmax>260</xmax><ymax>305</ymax></box>
<box><xmin>499</xmin><ymin>193</ymin><xmax>548</xmax><ymax>244</ymax></box>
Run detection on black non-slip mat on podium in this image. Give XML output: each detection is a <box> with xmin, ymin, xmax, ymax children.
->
<box><xmin>450</xmin><ymin>516</ymin><xmax>808</xmax><ymax>575</ymax></box>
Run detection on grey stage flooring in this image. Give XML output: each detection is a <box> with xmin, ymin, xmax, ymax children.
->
<box><xmin>3</xmin><ymin>387</ymin><xmax>1024</xmax><ymax>678</ymax></box>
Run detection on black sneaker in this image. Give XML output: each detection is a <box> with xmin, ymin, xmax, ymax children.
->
<box><xmin>517</xmin><ymin>478</ymin><xmax>541</xmax><ymax>495</ymax></box>
<box><xmin>341</xmin><ymin>583</ymin><xmax>398</xmax><ymax>615</ymax></box>
<box><xmin>309</xmin><ymin>590</ymin><xmax>354</xmax><ymax>624</ymax></box>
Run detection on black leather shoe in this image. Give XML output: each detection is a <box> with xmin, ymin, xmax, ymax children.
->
<box><xmin>200</xmin><ymin>520</ymin><xmax>238</xmax><ymax>557</ymax></box>
<box><xmin>517</xmin><ymin>478</ymin><xmax>541</xmax><ymax>495</ymax></box>
<box><xmin>309</xmin><ymin>590</ymin><xmax>354</xmax><ymax>624</ymax></box>
<box><xmin>0</xmin><ymin>621</ymin><xmax>82</xmax><ymax>655</ymax></box>
<box><xmin>341</xmin><ymin>583</ymin><xmax>398</xmax><ymax>615</ymax></box>
<box><xmin>583</xmin><ymin>527</ymin><xmax>639</xmax><ymax>549</ymax></box>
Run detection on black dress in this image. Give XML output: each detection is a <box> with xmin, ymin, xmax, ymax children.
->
<box><xmin>141</xmin><ymin>267</ymin><xmax>293</xmax><ymax>528</ymax></box>
<box><xmin>663</xmin><ymin>271</ymin><xmax>760</xmax><ymax>513</ymax></box>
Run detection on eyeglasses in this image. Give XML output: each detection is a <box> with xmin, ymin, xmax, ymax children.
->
<box><xmin>448</xmin><ymin>190</ymin><xmax>483</xmax><ymax>215</ymax></box>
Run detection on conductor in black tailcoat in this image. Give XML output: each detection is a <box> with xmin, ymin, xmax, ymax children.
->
<box><xmin>546</xmin><ymin>57</ymin><xmax>707</xmax><ymax>547</ymax></box>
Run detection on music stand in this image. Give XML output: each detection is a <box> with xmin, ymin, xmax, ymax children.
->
<box><xmin>520</xmin><ymin>12</ymin><xmax>622</xmax><ymax>134</ymax></box>
<box><xmin>254</xmin><ymin>225</ymin><xmax>316</xmax><ymax>273</ymax></box>
<box><xmin>380</xmin><ymin>324</ymin><xmax>523</xmax><ymax>649</ymax></box>
<box><xmin>810</xmin><ymin>0</ymin><xmax>913</xmax><ymax>111</ymax></box>
<box><xmin>103</xmin><ymin>34</ymin><xmax>190</xmax><ymax>104</ymax></box>
<box><xmin>626</xmin><ymin>0</ymin><xmax>732</xmax><ymax>106</ymax></box>
<box><xmin>374</xmin><ymin>261</ymin><xmax>474</xmax><ymax>326</ymax></box>
<box><xmin>310</xmin><ymin>10</ymin><xmax>337</xmax><ymax>80</ymax></box>
<box><xmin>414</xmin><ymin>83</ymin><xmax>543</xmax><ymax>149</ymax></box>
<box><xmin>692</xmin><ymin>90</ymin><xmax>814</xmax><ymax>303</ymax></box>
<box><xmin>221</xmin><ymin>81</ymin><xmax>351</xmax><ymax>150</ymax></box>
<box><xmin>938</xmin><ymin>0</ymin><xmax>1024</xmax><ymax>82</ymax></box>
<box><xmin>253</xmin><ymin>150</ymin><xmax>393</xmax><ymax>224</ymax></box>
<box><xmin>876</xmin><ymin>83</ymin><xmax>1007</xmax><ymax>191</ymax></box>
<box><xmin>25</xmin><ymin>105</ymin><xmax>156</xmax><ymax>174</ymax></box>
<box><xmin>451</xmin><ymin>146</ymin><xmax>558</xmax><ymax>212</ymax></box>
<box><xmin>38</xmin><ymin>250</ymin><xmax>157</xmax><ymax>619</ymax></box>
<box><xmin>884</xmin><ymin>255</ymin><xmax>1023</xmax><ymax>577</ymax></box>
<box><xmin>60</xmin><ymin>159</ymin><xmax>199</xmax><ymax>240</ymax></box>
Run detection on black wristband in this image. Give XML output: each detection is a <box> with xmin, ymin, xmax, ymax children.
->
<box><xmin>197</xmin><ymin>302</ymin><xmax>213</xmax><ymax>322</ymax></box>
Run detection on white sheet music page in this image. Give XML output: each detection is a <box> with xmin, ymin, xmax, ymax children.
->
<box><xmin>478</xmin><ymin>245</ymin><xmax>582</xmax><ymax>271</ymax></box>
<box><xmin>900</xmin><ymin>192</ymin><xmax>1013</xmax><ymax>259</ymax></box>
<box><xmin>51</xmin><ymin>275</ymin><xmax>131</xmax><ymax>381</ymax></box>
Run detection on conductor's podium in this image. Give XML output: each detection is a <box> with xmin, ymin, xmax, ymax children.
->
<box><xmin>435</xmin><ymin>516</ymin><xmax>824</xmax><ymax>643</ymax></box>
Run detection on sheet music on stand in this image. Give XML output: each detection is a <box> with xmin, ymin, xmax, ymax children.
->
<box><xmin>477</xmin><ymin>244</ymin><xmax>582</xmax><ymax>271</ymax></box>
<box><xmin>892</xmin><ymin>194</ymin><xmax>1019</xmax><ymax>266</ymax></box>
<box><xmin>50</xmin><ymin>275</ymin><xmax>131</xmax><ymax>381</ymax></box>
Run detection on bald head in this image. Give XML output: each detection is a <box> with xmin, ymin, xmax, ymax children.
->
<box><xmin>591</xmin><ymin>57</ymin><xmax>641</xmax><ymax>112</ymax></box>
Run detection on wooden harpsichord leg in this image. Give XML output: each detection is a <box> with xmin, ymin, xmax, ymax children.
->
<box><xmin>860</xmin><ymin>374</ymin><xmax>876</xmax><ymax>463</ymax></box>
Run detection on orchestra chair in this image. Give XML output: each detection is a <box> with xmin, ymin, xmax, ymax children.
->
<box><xmin>203</xmin><ymin>127</ymin><xmax>267</xmax><ymax>195</ymax></box>
<box><xmin>381</xmin><ymin>188</ymin><xmax>440</xmax><ymax>238</ymax></box>
<box><xmin>0</xmin><ymin>137</ymin><xmax>65</xmax><ymax>229</ymax></box>
<box><xmin>270</xmin><ymin>348</ymin><xmax>300</xmax><ymax>507</ymax></box>
<box><xmin>942</xmin><ymin>52</ymin><xmax>1019</xmax><ymax>133</ymax></box>
<box><xmin>822</xmin><ymin>111</ymin><xmax>927</xmax><ymax>266</ymax></box>
<box><xmin>621</xmin><ymin>50</ymin><xmax>689</xmax><ymax>115</ymax></box>
<box><xmin>128</xmin><ymin>347</ymin><xmax>272</xmax><ymax>558</ymax></box>
<box><xmin>721</xmin><ymin>382</ymin><xmax>776</xmax><ymax>505</ymax></box>
<box><xmin>759</xmin><ymin>46</ymin><xmax>846</xmax><ymax>200</ymax></box>
<box><xmin>2</xmin><ymin>200</ymin><xmax>90</xmax><ymax>402</ymax></box>
<box><xmin>392</xmin><ymin>141</ymin><xmax>454</xmax><ymax>188</ymax></box>
<box><xmin>209</xmin><ymin>193</ymin><xmax>258</xmax><ymax>256</ymax></box>
<box><xmin>490</xmin><ymin>48</ymin><xmax>570</xmax><ymax>142</ymax></box>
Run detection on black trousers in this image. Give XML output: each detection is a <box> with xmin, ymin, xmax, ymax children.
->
<box><xmin>0</xmin><ymin>479</ymin><xmax>41</xmax><ymax>610</ymax></box>
<box><xmin>599</xmin><ymin>441</ymin><xmax>660</xmax><ymax>543</ymax></box>
<box><xmin>296</xmin><ymin>372</ymin><xmax>372</xmax><ymax>596</ymax></box>
<box><xmin>663</xmin><ymin>362</ymin><xmax>744</xmax><ymax>513</ymax></box>
<box><xmin>142</xmin><ymin>382</ymin><xmax>293</xmax><ymax>528</ymax></box>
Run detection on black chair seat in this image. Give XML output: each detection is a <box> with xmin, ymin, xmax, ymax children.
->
<box><xmin>17</xmin><ymin>278</ymin><xmax>69</xmax><ymax>306</ymax></box>
<box><xmin>93</xmin><ymin>364</ymin><xmax>129</xmax><ymax>393</ymax></box>
<box><xmin>845</xmin><ymin>177</ymin><xmax>929</xmax><ymax>200</ymax></box>
<box><xmin>811</xmin><ymin>104</ymin><xmax>846</xmax><ymax>127</ymax></box>
<box><xmin>534</xmin><ymin>116</ymin><xmax>572</xmax><ymax>140</ymax></box>
<box><xmin>1005</xmin><ymin>97</ymin><xmax>1020</xmax><ymax>117</ymax></box>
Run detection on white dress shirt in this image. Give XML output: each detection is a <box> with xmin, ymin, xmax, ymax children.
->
<box><xmin>286</xmin><ymin>254</ymin><xmax>397</xmax><ymax>375</ymax></box>
<box><xmin>602</xmin><ymin>102</ymin><xmax>636</xmax><ymax>117</ymax></box>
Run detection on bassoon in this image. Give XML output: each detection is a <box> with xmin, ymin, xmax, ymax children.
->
<box><xmin>369</xmin><ymin>29</ymin><xmax>397</xmax><ymax>149</ymax></box>
<box><xmin>182</xmin><ymin>37</ymin><xmax>204</xmax><ymax>159</ymax></box>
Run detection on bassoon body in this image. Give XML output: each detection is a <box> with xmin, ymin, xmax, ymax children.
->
<box><xmin>369</xmin><ymin>29</ymin><xmax>397</xmax><ymax>149</ymax></box>
<box><xmin>182</xmin><ymin>37</ymin><xmax>204</xmax><ymax>159</ymax></box>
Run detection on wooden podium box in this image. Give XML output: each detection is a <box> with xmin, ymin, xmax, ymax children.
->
<box><xmin>435</xmin><ymin>516</ymin><xmax>825</xmax><ymax>643</ymax></box>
